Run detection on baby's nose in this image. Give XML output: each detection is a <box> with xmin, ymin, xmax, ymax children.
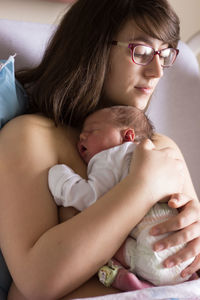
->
<box><xmin>80</xmin><ymin>131</ymin><xmax>87</xmax><ymax>141</ymax></box>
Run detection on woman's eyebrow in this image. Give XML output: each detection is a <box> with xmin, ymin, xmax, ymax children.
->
<box><xmin>128</xmin><ymin>35</ymin><xmax>152</xmax><ymax>43</ymax></box>
<box><xmin>128</xmin><ymin>36</ymin><xmax>167</xmax><ymax>47</ymax></box>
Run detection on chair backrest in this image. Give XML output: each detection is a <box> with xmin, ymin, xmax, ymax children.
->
<box><xmin>0</xmin><ymin>19</ymin><xmax>56</xmax><ymax>70</ymax></box>
<box><xmin>148</xmin><ymin>40</ymin><xmax>200</xmax><ymax>196</ymax></box>
<box><xmin>187</xmin><ymin>31</ymin><xmax>200</xmax><ymax>57</ymax></box>
<box><xmin>0</xmin><ymin>18</ymin><xmax>200</xmax><ymax>196</ymax></box>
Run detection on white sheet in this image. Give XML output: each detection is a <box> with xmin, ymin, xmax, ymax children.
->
<box><xmin>74</xmin><ymin>278</ymin><xmax>200</xmax><ymax>299</ymax></box>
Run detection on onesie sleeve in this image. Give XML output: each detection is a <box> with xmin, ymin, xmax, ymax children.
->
<box><xmin>48</xmin><ymin>143</ymin><xmax>135</xmax><ymax>211</ymax></box>
<box><xmin>48</xmin><ymin>164</ymin><xmax>97</xmax><ymax>210</ymax></box>
<box><xmin>86</xmin><ymin>142</ymin><xmax>135</xmax><ymax>199</ymax></box>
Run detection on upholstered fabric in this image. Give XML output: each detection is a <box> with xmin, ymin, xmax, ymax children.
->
<box><xmin>0</xmin><ymin>19</ymin><xmax>56</xmax><ymax>70</ymax></box>
<box><xmin>149</xmin><ymin>41</ymin><xmax>200</xmax><ymax>197</ymax></box>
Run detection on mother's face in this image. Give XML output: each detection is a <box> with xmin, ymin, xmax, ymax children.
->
<box><xmin>103</xmin><ymin>20</ymin><xmax>167</xmax><ymax>111</ymax></box>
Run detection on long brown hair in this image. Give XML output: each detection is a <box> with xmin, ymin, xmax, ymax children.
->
<box><xmin>17</xmin><ymin>0</ymin><xmax>180</xmax><ymax>127</ymax></box>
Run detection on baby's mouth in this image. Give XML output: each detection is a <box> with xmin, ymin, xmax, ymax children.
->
<box><xmin>80</xmin><ymin>144</ymin><xmax>87</xmax><ymax>153</ymax></box>
<box><xmin>78</xmin><ymin>142</ymin><xmax>87</xmax><ymax>156</ymax></box>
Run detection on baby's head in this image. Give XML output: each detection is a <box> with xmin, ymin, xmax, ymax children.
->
<box><xmin>78</xmin><ymin>105</ymin><xmax>154</xmax><ymax>163</ymax></box>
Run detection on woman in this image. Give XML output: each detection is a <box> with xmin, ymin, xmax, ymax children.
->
<box><xmin>0</xmin><ymin>0</ymin><xmax>200</xmax><ymax>299</ymax></box>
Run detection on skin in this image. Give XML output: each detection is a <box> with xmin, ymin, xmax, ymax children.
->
<box><xmin>103</xmin><ymin>20</ymin><xmax>164</xmax><ymax>110</ymax></box>
<box><xmin>77</xmin><ymin>109</ymin><xmax>134</xmax><ymax>164</ymax></box>
<box><xmin>104</xmin><ymin>20</ymin><xmax>200</xmax><ymax>275</ymax></box>
<box><xmin>0</xmin><ymin>19</ymin><xmax>200</xmax><ymax>299</ymax></box>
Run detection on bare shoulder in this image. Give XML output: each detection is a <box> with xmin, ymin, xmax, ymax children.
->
<box><xmin>0</xmin><ymin>114</ymin><xmax>57</xmax><ymax>162</ymax></box>
<box><xmin>152</xmin><ymin>133</ymin><xmax>198</xmax><ymax>199</ymax></box>
<box><xmin>152</xmin><ymin>132</ymin><xmax>182</xmax><ymax>155</ymax></box>
<box><xmin>0</xmin><ymin>114</ymin><xmax>82</xmax><ymax>169</ymax></box>
<box><xmin>0</xmin><ymin>114</ymin><xmax>84</xmax><ymax>258</ymax></box>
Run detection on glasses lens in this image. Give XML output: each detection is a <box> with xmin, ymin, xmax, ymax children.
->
<box><xmin>133</xmin><ymin>45</ymin><xmax>154</xmax><ymax>65</ymax></box>
<box><xmin>160</xmin><ymin>48</ymin><xmax>177</xmax><ymax>67</ymax></box>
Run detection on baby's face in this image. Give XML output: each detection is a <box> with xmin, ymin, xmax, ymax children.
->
<box><xmin>78</xmin><ymin>110</ymin><xmax>123</xmax><ymax>164</ymax></box>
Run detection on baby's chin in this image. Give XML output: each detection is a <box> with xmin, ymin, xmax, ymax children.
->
<box><xmin>80</xmin><ymin>152</ymin><xmax>92</xmax><ymax>165</ymax></box>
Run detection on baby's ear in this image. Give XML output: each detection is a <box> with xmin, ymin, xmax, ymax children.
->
<box><xmin>123</xmin><ymin>128</ymin><xmax>135</xmax><ymax>142</ymax></box>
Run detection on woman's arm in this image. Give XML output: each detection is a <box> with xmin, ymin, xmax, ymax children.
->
<box><xmin>0</xmin><ymin>116</ymin><xmax>184</xmax><ymax>299</ymax></box>
<box><xmin>150</xmin><ymin>133</ymin><xmax>200</xmax><ymax>276</ymax></box>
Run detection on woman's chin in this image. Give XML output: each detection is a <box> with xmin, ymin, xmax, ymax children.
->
<box><xmin>130</xmin><ymin>98</ymin><xmax>149</xmax><ymax>111</ymax></box>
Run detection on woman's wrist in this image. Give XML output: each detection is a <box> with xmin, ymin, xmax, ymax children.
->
<box><xmin>123</xmin><ymin>173</ymin><xmax>156</xmax><ymax>211</ymax></box>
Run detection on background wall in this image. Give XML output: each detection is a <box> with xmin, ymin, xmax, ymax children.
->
<box><xmin>0</xmin><ymin>0</ymin><xmax>200</xmax><ymax>42</ymax></box>
<box><xmin>0</xmin><ymin>0</ymin><xmax>70</xmax><ymax>26</ymax></box>
<box><xmin>168</xmin><ymin>0</ymin><xmax>200</xmax><ymax>41</ymax></box>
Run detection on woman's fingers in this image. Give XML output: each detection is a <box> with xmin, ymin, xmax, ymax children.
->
<box><xmin>132</xmin><ymin>141</ymin><xmax>185</xmax><ymax>204</ymax></box>
<box><xmin>141</xmin><ymin>138</ymin><xmax>155</xmax><ymax>150</ymax></box>
<box><xmin>152</xmin><ymin>221</ymin><xmax>200</xmax><ymax>252</ymax></box>
<box><xmin>181</xmin><ymin>253</ymin><xmax>200</xmax><ymax>278</ymax></box>
<box><xmin>168</xmin><ymin>193</ymin><xmax>193</xmax><ymax>209</ymax></box>
<box><xmin>150</xmin><ymin>195</ymin><xmax>200</xmax><ymax>274</ymax></box>
<box><xmin>162</xmin><ymin>238</ymin><xmax>200</xmax><ymax>276</ymax></box>
<box><xmin>150</xmin><ymin>198</ymin><xmax>200</xmax><ymax>235</ymax></box>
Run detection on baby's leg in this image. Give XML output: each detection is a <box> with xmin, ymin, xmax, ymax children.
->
<box><xmin>114</xmin><ymin>237</ymin><xmax>136</xmax><ymax>271</ymax></box>
<box><xmin>112</xmin><ymin>267</ymin><xmax>153</xmax><ymax>291</ymax></box>
<box><xmin>114</xmin><ymin>241</ymin><xmax>130</xmax><ymax>268</ymax></box>
<box><xmin>98</xmin><ymin>259</ymin><xmax>153</xmax><ymax>292</ymax></box>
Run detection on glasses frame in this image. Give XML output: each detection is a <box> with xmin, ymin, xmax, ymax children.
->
<box><xmin>112</xmin><ymin>40</ymin><xmax>179</xmax><ymax>68</ymax></box>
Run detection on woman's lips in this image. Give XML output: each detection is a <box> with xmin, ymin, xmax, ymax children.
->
<box><xmin>135</xmin><ymin>86</ymin><xmax>153</xmax><ymax>94</ymax></box>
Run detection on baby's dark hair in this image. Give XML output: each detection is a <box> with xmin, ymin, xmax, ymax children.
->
<box><xmin>103</xmin><ymin>106</ymin><xmax>154</xmax><ymax>143</ymax></box>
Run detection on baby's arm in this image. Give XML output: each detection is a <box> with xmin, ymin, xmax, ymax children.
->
<box><xmin>48</xmin><ymin>164</ymin><xmax>97</xmax><ymax>210</ymax></box>
<box><xmin>48</xmin><ymin>158</ymin><xmax>119</xmax><ymax>211</ymax></box>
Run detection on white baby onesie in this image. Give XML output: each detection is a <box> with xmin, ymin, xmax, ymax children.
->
<box><xmin>48</xmin><ymin>142</ymin><xmax>135</xmax><ymax>210</ymax></box>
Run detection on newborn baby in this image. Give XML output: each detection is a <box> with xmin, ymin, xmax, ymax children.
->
<box><xmin>48</xmin><ymin>106</ymin><xmax>194</xmax><ymax>290</ymax></box>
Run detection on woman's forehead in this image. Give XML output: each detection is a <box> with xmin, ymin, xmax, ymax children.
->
<box><xmin>116</xmin><ymin>20</ymin><xmax>144</xmax><ymax>40</ymax></box>
<box><xmin>116</xmin><ymin>19</ymin><xmax>167</xmax><ymax>47</ymax></box>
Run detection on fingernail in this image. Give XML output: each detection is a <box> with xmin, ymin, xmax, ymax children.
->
<box><xmin>181</xmin><ymin>271</ymin><xmax>187</xmax><ymax>278</ymax></box>
<box><xmin>181</xmin><ymin>270</ymin><xmax>190</xmax><ymax>278</ymax></box>
<box><xmin>166</xmin><ymin>261</ymin><xmax>175</xmax><ymax>268</ymax></box>
<box><xmin>150</xmin><ymin>228</ymin><xmax>160</xmax><ymax>235</ymax></box>
<box><xmin>155</xmin><ymin>243</ymin><xmax>164</xmax><ymax>251</ymax></box>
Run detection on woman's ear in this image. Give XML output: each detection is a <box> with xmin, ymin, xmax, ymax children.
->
<box><xmin>123</xmin><ymin>128</ymin><xmax>135</xmax><ymax>142</ymax></box>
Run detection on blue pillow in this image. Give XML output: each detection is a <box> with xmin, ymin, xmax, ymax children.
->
<box><xmin>0</xmin><ymin>55</ymin><xmax>28</xmax><ymax>128</ymax></box>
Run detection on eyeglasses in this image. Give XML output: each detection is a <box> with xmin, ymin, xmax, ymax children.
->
<box><xmin>112</xmin><ymin>41</ymin><xmax>179</xmax><ymax>68</ymax></box>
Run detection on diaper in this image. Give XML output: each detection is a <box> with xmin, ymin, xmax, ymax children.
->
<box><xmin>124</xmin><ymin>203</ymin><xmax>195</xmax><ymax>286</ymax></box>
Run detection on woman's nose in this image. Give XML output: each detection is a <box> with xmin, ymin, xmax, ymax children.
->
<box><xmin>144</xmin><ymin>54</ymin><xmax>163</xmax><ymax>79</ymax></box>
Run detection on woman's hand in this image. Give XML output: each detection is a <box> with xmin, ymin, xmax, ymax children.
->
<box><xmin>150</xmin><ymin>193</ymin><xmax>200</xmax><ymax>277</ymax></box>
<box><xmin>130</xmin><ymin>139</ymin><xmax>184</xmax><ymax>205</ymax></box>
